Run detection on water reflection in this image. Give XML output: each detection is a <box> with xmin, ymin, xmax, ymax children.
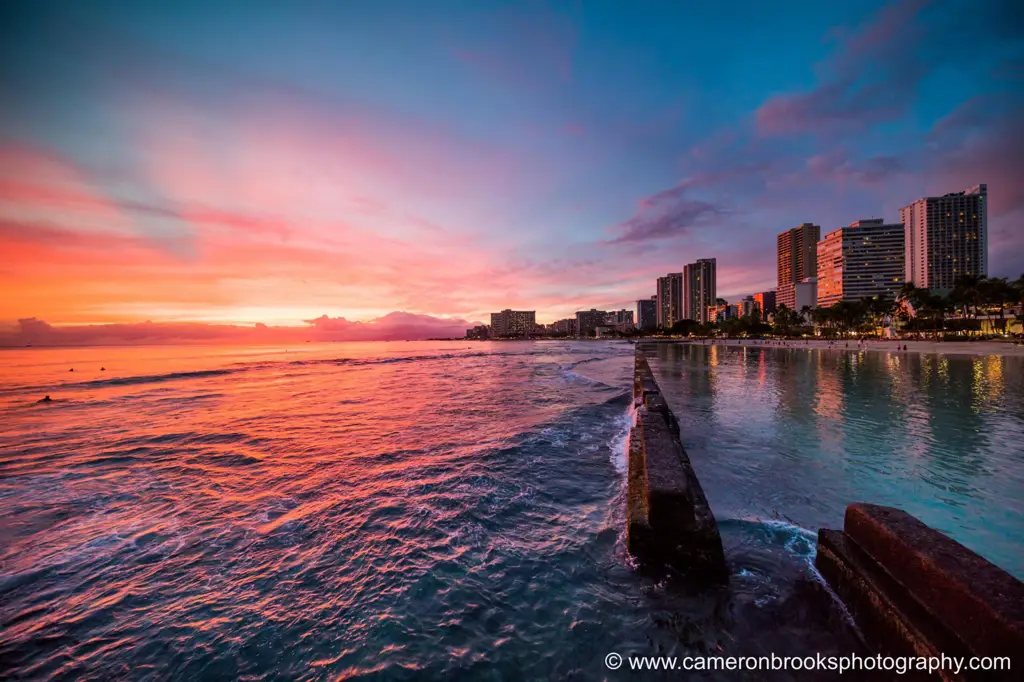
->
<box><xmin>650</xmin><ymin>344</ymin><xmax>1024</xmax><ymax>578</ymax></box>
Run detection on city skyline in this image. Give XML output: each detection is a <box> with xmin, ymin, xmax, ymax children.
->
<box><xmin>2</xmin><ymin>0</ymin><xmax>1023</xmax><ymax>334</ymax></box>
<box><xmin>481</xmin><ymin>177</ymin><xmax>996</xmax><ymax>333</ymax></box>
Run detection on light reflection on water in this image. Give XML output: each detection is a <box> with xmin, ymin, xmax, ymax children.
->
<box><xmin>1</xmin><ymin>341</ymin><xmax>870</xmax><ymax>681</ymax></box>
<box><xmin>649</xmin><ymin>344</ymin><xmax>1024</xmax><ymax>579</ymax></box>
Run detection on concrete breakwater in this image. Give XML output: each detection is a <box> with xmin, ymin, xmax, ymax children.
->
<box><xmin>626</xmin><ymin>344</ymin><xmax>728</xmax><ymax>582</ymax></box>
<box><xmin>635</xmin><ymin>341</ymin><xmax>1022</xmax><ymax>678</ymax></box>
<box><xmin>818</xmin><ymin>504</ymin><xmax>1023</xmax><ymax>680</ymax></box>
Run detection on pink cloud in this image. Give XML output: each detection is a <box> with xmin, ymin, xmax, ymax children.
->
<box><xmin>755</xmin><ymin>0</ymin><xmax>931</xmax><ymax>136</ymax></box>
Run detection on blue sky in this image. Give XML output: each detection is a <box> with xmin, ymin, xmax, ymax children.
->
<box><xmin>1</xmin><ymin>0</ymin><xmax>1022</xmax><ymax>325</ymax></box>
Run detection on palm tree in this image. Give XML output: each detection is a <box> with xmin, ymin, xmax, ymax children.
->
<box><xmin>986</xmin><ymin>277</ymin><xmax>1018</xmax><ymax>332</ymax></box>
<box><xmin>772</xmin><ymin>304</ymin><xmax>800</xmax><ymax>337</ymax></box>
<box><xmin>915</xmin><ymin>291</ymin><xmax>953</xmax><ymax>338</ymax></box>
<box><xmin>897</xmin><ymin>282</ymin><xmax>918</xmax><ymax>305</ymax></box>
<box><xmin>810</xmin><ymin>306</ymin><xmax>831</xmax><ymax>332</ymax></box>
<box><xmin>952</xmin><ymin>275</ymin><xmax>983</xmax><ymax>320</ymax></box>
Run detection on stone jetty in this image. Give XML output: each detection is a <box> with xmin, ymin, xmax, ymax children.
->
<box><xmin>626</xmin><ymin>343</ymin><xmax>727</xmax><ymax>582</ymax></box>
<box><xmin>818</xmin><ymin>503</ymin><xmax>1023</xmax><ymax>680</ymax></box>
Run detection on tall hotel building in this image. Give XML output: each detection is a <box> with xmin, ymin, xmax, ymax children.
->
<box><xmin>816</xmin><ymin>219</ymin><xmax>905</xmax><ymax>307</ymax></box>
<box><xmin>683</xmin><ymin>258</ymin><xmax>717</xmax><ymax>323</ymax></box>
<box><xmin>489</xmin><ymin>309</ymin><xmax>536</xmax><ymax>337</ymax></box>
<box><xmin>656</xmin><ymin>273</ymin><xmax>683</xmax><ymax>329</ymax></box>
<box><xmin>636</xmin><ymin>297</ymin><xmax>657</xmax><ymax>330</ymax></box>
<box><xmin>753</xmin><ymin>290</ymin><xmax>776</xmax><ymax>321</ymax></box>
<box><xmin>575</xmin><ymin>309</ymin><xmax>608</xmax><ymax>337</ymax></box>
<box><xmin>900</xmin><ymin>184</ymin><xmax>987</xmax><ymax>292</ymax></box>
<box><xmin>777</xmin><ymin>223</ymin><xmax>820</xmax><ymax>309</ymax></box>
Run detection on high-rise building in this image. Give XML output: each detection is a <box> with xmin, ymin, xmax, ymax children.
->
<box><xmin>816</xmin><ymin>219</ymin><xmax>905</xmax><ymax>308</ymax></box>
<box><xmin>605</xmin><ymin>309</ymin><xmax>635</xmax><ymax>331</ymax></box>
<box><xmin>777</xmin><ymin>223</ymin><xmax>821</xmax><ymax>309</ymax></box>
<box><xmin>794</xmin><ymin>278</ymin><xmax>817</xmax><ymax>313</ymax></box>
<box><xmin>606</xmin><ymin>309</ymin><xmax>633</xmax><ymax>325</ymax></box>
<box><xmin>708</xmin><ymin>303</ymin><xmax>737</xmax><ymax>322</ymax></box>
<box><xmin>575</xmin><ymin>309</ymin><xmax>607</xmax><ymax>337</ymax></box>
<box><xmin>552</xmin><ymin>318</ymin><xmax>577</xmax><ymax>336</ymax></box>
<box><xmin>900</xmin><ymin>184</ymin><xmax>987</xmax><ymax>292</ymax></box>
<box><xmin>738</xmin><ymin>295</ymin><xmax>758</xmax><ymax>317</ymax></box>
<box><xmin>753</xmin><ymin>290</ymin><xmax>777</xmax><ymax>321</ymax></box>
<box><xmin>636</xmin><ymin>298</ymin><xmax>657</xmax><ymax>330</ymax></box>
<box><xmin>656</xmin><ymin>273</ymin><xmax>683</xmax><ymax>328</ymax></box>
<box><xmin>465</xmin><ymin>325</ymin><xmax>490</xmax><ymax>340</ymax></box>
<box><xmin>683</xmin><ymin>258</ymin><xmax>717</xmax><ymax>323</ymax></box>
<box><xmin>489</xmin><ymin>309</ymin><xmax>536</xmax><ymax>337</ymax></box>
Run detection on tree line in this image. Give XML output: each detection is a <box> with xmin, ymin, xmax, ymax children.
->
<box><xmin>643</xmin><ymin>274</ymin><xmax>1024</xmax><ymax>339</ymax></box>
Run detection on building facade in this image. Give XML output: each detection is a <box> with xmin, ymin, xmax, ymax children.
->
<box><xmin>737</xmin><ymin>295</ymin><xmax>758</xmax><ymax>317</ymax></box>
<box><xmin>551</xmin><ymin>318</ymin><xmax>577</xmax><ymax>336</ymax></box>
<box><xmin>683</xmin><ymin>258</ymin><xmax>717</xmax><ymax>323</ymax></box>
<box><xmin>816</xmin><ymin>219</ymin><xmax>905</xmax><ymax>308</ymax></box>
<box><xmin>709</xmin><ymin>303</ymin><xmax>738</xmax><ymax>322</ymax></box>
<box><xmin>656</xmin><ymin>273</ymin><xmax>683</xmax><ymax>329</ymax></box>
<box><xmin>465</xmin><ymin>325</ymin><xmax>490</xmax><ymax>340</ymax></box>
<box><xmin>607</xmin><ymin>309</ymin><xmax>634</xmax><ymax>326</ymax></box>
<box><xmin>605</xmin><ymin>309</ymin><xmax>635</xmax><ymax>332</ymax></box>
<box><xmin>489</xmin><ymin>309</ymin><xmax>536</xmax><ymax>337</ymax></box>
<box><xmin>777</xmin><ymin>223</ymin><xmax>821</xmax><ymax>309</ymax></box>
<box><xmin>636</xmin><ymin>297</ymin><xmax>657</xmax><ymax>330</ymax></box>
<box><xmin>575</xmin><ymin>309</ymin><xmax>607</xmax><ymax>337</ymax></box>
<box><xmin>753</xmin><ymin>290</ymin><xmax>777</xmax><ymax>321</ymax></box>
<box><xmin>900</xmin><ymin>184</ymin><xmax>987</xmax><ymax>292</ymax></box>
<box><xmin>794</xmin><ymin>278</ymin><xmax>817</xmax><ymax>313</ymax></box>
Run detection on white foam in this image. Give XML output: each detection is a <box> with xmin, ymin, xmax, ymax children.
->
<box><xmin>608</xmin><ymin>401</ymin><xmax>637</xmax><ymax>475</ymax></box>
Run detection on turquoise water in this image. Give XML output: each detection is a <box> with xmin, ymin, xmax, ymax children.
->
<box><xmin>648</xmin><ymin>343</ymin><xmax>1024</xmax><ymax>579</ymax></box>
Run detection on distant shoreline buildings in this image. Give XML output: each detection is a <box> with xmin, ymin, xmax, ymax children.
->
<box><xmin>469</xmin><ymin>182</ymin><xmax>990</xmax><ymax>339</ymax></box>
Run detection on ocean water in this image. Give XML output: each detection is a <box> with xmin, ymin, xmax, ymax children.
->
<box><xmin>4</xmin><ymin>339</ymin><xmax>1016</xmax><ymax>680</ymax></box>
<box><xmin>648</xmin><ymin>342</ymin><xmax>1024</xmax><ymax>580</ymax></box>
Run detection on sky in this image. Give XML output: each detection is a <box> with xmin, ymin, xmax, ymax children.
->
<box><xmin>1</xmin><ymin>0</ymin><xmax>1022</xmax><ymax>342</ymax></box>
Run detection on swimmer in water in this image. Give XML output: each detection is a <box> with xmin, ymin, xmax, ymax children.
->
<box><xmin>38</xmin><ymin>395</ymin><xmax>52</xmax><ymax>403</ymax></box>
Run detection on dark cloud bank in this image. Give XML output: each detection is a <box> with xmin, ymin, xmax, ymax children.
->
<box><xmin>1</xmin><ymin>312</ymin><xmax>482</xmax><ymax>347</ymax></box>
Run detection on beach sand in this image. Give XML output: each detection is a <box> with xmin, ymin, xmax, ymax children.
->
<box><xmin>686</xmin><ymin>338</ymin><xmax>1024</xmax><ymax>357</ymax></box>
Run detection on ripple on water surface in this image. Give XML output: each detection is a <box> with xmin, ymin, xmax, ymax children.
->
<box><xmin>3</xmin><ymin>342</ymin><xmax>872</xmax><ymax>680</ymax></box>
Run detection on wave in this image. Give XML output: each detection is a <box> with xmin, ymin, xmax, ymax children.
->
<box><xmin>59</xmin><ymin>368</ymin><xmax>239</xmax><ymax>390</ymax></box>
<box><xmin>563</xmin><ymin>357</ymin><xmax>605</xmax><ymax>370</ymax></box>
<box><xmin>286</xmin><ymin>350</ymin><xmax>524</xmax><ymax>367</ymax></box>
<box><xmin>718</xmin><ymin>517</ymin><xmax>818</xmax><ymax>553</ymax></box>
<box><xmin>15</xmin><ymin>346</ymin><xmax>632</xmax><ymax>395</ymax></box>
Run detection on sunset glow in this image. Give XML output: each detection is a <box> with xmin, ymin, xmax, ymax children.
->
<box><xmin>2</xmin><ymin>0</ymin><xmax>1022</xmax><ymax>340</ymax></box>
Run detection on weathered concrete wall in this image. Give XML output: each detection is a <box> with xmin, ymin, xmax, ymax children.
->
<box><xmin>627</xmin><ymin>345</ymin><xmax>727</xmax><ymax>582</ymax></box>
<box><xmin>817</xmin><ymin>504</ymin><xmax>1023</xmax><ymax>680</ymax></box>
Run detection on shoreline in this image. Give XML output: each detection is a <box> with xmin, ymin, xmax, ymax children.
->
<box><xmin>681</xmin><ymin>338</ymin><xmax>1024</xmax><ymax>357</ymax></box>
